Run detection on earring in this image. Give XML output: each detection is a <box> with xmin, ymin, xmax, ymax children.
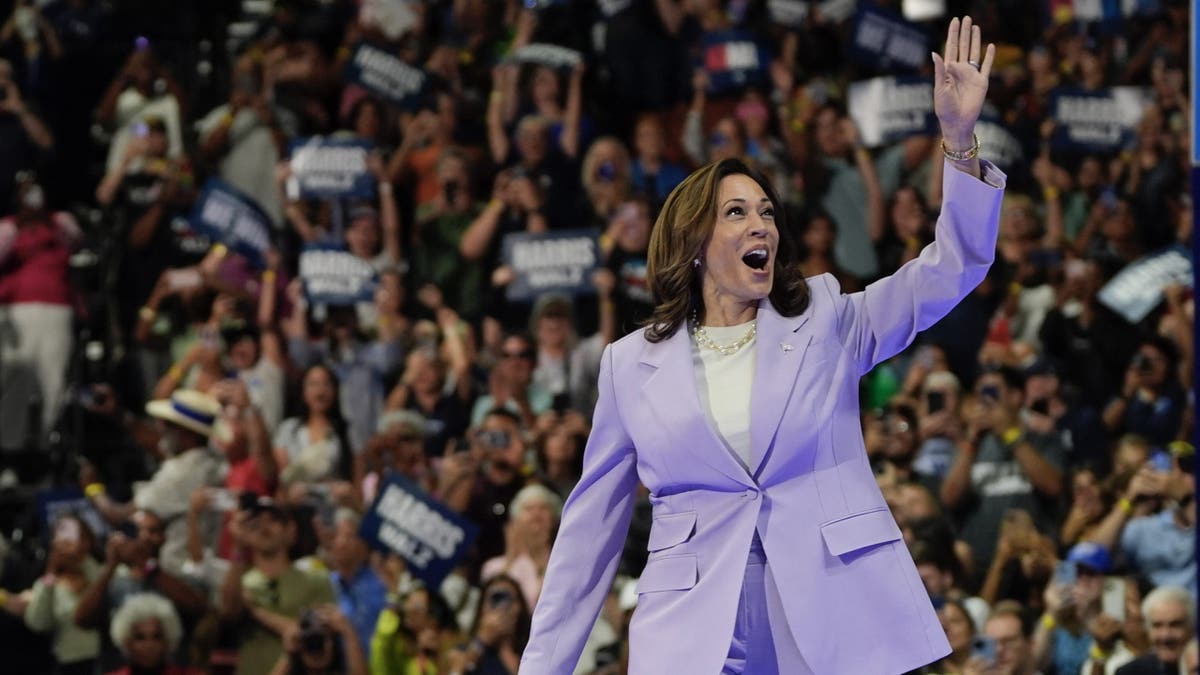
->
<box><xmin>693</xmin><ymin>258</ymin><xmax>701</xmax><ymax>268</ymax></box>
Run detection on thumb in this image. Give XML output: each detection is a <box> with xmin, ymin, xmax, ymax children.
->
<box><xmin>931</xmin><ymin>52</ymin><xmax>946</xmax><ymax>82</ymax></box>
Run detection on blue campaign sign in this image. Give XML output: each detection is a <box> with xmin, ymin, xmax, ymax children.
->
<box><xmin>699</xmin><ymin>30</ymin><xmax>770</xmax><ymax>95</ymax></box>
<box><xmin>975</xmin><ymin>113</ymin><xmax>1024</xmax><ymax>171</ymax></box>
<box><xmin>358</xmin><ymin>474</ymin><xmax>478</xmax><ymax>588</ymax></box>
<box><xmin>847</xmin><ymin>75</ymin><xmax>936</xmax><ymax>148</ymax></box>
<box><xmin>299</xmin><ymin>245</ymin><xmax>379</xmax><ymax>306</ymax></box>
<box><xmin>1050</xmin><ymin>86</ymin><xmax>1152</xmax><ymax>153</ymax></box>
<box><xmin>189</xmin><ymin>179</ymin><xmax>272</xmax><ymax>269</ymax></box>
<box><xmin>37</xmin><ymin>488</ymin><xmax>108</xmax><ymax>544</ymax></box>
<box><xmin>849</xmin><ymin>6</ymin><xmax>929</xmax><ymax>73</ymax></box>
<box><xmin>345</xmin><ymin>42</ymin><xmax>428</xmax><ymax>109</ymax></box>
<box><xmin>1097</xmin><ymin>246</ymin><xmax>1193</xmax><ymax>324</ymax></box>
<box><xmin>288</xmin><ymin>137</ymin><xmax>377</xmax><ymax>199</ymax></box>
<box><xmin>510</xmin><ymin>43</ymin><xmax>583</xmax><ymax>71</ymax></box>
<box><xmin>502</xmin><ymin>228</ymin><xmax>600</xmax><ymax>302</ymax></box>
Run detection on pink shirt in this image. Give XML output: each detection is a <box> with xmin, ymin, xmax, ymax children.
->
<box><xmin>0</xmin><ymin>213</ymin><xmax>80</xmax><ymax>306</ymax></box>
<box><xmin>481</xmin><ymin>553</ymin><xmax>544</xmax><ymax>611</ymax></box>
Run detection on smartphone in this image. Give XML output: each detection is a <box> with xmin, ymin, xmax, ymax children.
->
<box><xmin>1053</xmin><ymin>560</ymin><xmax>1077</xmax><ymax>586</ymax></box>
<box><xmin>926</xmin><ymin>391</ymin><xmax>945</xmax><ymax>414</ymax></box>
<box><xmin>970</xmin><ymin>636</ymin><xmax>996</xmax><ymax>664</ymax></box>
<box><xmin>1149</xmin><ymin>450</ymin><xmax>1174</xmax><ymax>473</ymax></box>
<box><xmin>1030</xmin><ymin>398</ymin><xmax>1050</xmax><ymax>416</ymax></box>
<box><xmin>980</xmin><ymin>384</ymin><xmax>1001</xmax><ymax>404</ymax></box>
<box><xmin>166</xmin><ymin>268</ymin><xmax>203</xmax><ymax>291</ymax></box>
<box><xmin>210</xmin><ymin>488</ymin><xmax>238</xmax><ymax>512</ymax></box>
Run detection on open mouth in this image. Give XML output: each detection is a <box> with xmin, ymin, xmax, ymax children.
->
<box><xmin>742</xmin><ymin>248</ymin><xmax>769</xmax><ymax>270</ymax></box>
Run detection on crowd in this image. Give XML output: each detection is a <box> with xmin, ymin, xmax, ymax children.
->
<box><xmin>0</xmin><ymin>0</ymin><xmax>1194</xmax><ymax>674</ymax></box>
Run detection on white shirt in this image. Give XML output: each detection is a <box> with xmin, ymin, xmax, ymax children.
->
<box><xmin>691</xmin><ymin>320</ymin><xmax>756</xmax><ymax>471</ymax></box>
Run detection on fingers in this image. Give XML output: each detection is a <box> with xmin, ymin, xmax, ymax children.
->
<box><xmin>944</xmin><ymin>17</ymin><xmax>959</xmax><ymax>62</ymax></box>
<box><xmin>958</xmin><ymin>16</ymin><xmax>972</xmax><ymax>66</ymax></box>
<box><xmin>981</xmin><ymin>42</ymin><xmax>996</xmax><ymax>79</ymax></box>
<box><xmin>931</xmin><ymin>52</ymin><xmax>945</xmax><ymax>82</ymax></box>
<box><xmin>970</xmin><ymin>24</ymin><xmax>981</xmax><ymax>65</ymax></box>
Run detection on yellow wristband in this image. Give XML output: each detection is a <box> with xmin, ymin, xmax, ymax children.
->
<box><xmin>212</xmin><ymin>243</ymin><xmax>228</xmax><ymax>257</ymax></box>
<box><xmin>167</xmin><ymin>365</ymin><xmax>185</xmax><ymax>381</ymax></box>
<box><xmin>139</xmin><ymin>306</ymin><xmax>157</xmax><ymax>322</ymax></box>
<box><xmin>1118</xmin><ymin>497</ymin><xmax>1134</xmax><ymax>514</ymax></box>
<box><xmin>1043</xmin><ymin>186</ymin><xmax>1060</xmax><ymax>201</ymax></box>
<box><xmin>1090</xmin><ymin>644</ymin><xmax>1110</xmax><ymax>661</ymax></box>
<box><xmin>1040</xmin><ymin>613</ymin><xmax>1057</xmax><ymax>630</ymax></box>
<box><xmin>262</xmin><ymin>269</ymin><xmax>276</xmax><ymax>285</ymax></box>
<box><xmin>85</xmin><ymin>483</ymin><xmax>106</xmax><ymax>498</ymax></box>
<box><xmin>1002</xmin><ymin>427</ymin><xmax>1022</xmax><ymax>446</ymax></box>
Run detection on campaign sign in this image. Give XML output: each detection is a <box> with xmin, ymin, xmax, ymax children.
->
<box><xmin>847</xmin><ymin>75</ymin><xmax>936</xmax><ymax>147</ymax></box>
<box><xmin>511</xmin><ymin>43</ymin><xmax>583</xmax><ymax>71</ymax></box>
<box><xmin>189</xmin><ymin>179</ymin><xmax>272</xmax><ymax>269</ymax></box>
<box><xmin>849</xmin><ymin>6</ymin><xmax>929</xmax><ymax>73</ymax></box>
<box><xmin>345</xmin><ymin>42</ymin><xmax>427</xmax><ymax>109</ymax></box>
<box><xmin>1097</xmin><ymin>246</ymin><xmax>1193</xmax><ymax>324</ymax></box>
<box><xmin>1050</xmin><ymin>87</ymin><xmax>1152</xmax><ymax>153</ymax></box>
<box><xmin>502</xmin><ymin>229</ymin><xmax>600</xmax><ymax>302</ymax></box>
<box><xmin>768</xmin><ymin>0</ymin><xmax>809</xmax><ymax>27</ymax></box>
<box><xmin>288</xmin><ymin>137</ymin><xmax>376</xmax><ymax>199</ymax></box>
<box><xmin>37</xmin><ymin>488</ymin><xmax>108</xmax><ymax>544</ymax></box>
<box><xmin>700</xmin><ymin>31</ymin><xmax>770</xmax><ymax>95</ymax></box>
<box><xmin>359</xmin><ymin>474</ymin><xmax>478</xmax><ymax>588</ymax></box>
<box><xmin>299</xmin><ymin>246</ymin><xmax>379</xmax><ymax>306</ymax></box>
<box><xmin>975</xmin><ymin>114</ymin><xmax>1024</xmax><ymax>171</ymax></box>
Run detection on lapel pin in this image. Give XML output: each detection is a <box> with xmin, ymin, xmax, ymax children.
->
<box><xmin>780</xmin><ymin>342</ymin><xmax>793</xmax><ymax>353</ymax></box>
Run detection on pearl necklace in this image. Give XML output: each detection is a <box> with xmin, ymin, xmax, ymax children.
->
<box><xmin>690</xmin><ymin>309</ymin><xmax>756</xmax><ymax>355</ymax></box>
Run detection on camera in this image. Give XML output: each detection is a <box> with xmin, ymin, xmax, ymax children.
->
<box><xmin>1132</xmin><ymin>353</ymin><xmax>1153</xmax><ymax>374</ymax></box>
<box><xmin>297</xmin><ymin>609</ymin><xmax>332</xmax><ymax>655</ymax></box>
<box><xmin>926</xmin><ymin>391</ymin><xmax>945</xmax><ymax>414</ymax></box>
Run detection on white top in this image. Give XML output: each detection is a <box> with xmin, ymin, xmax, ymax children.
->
<box><xmin>691</xmin><ymin>320</ymin><xmax>756</xmax><ymax>471</ymax></box>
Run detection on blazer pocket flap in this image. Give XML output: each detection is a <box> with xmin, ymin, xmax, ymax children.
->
<box><xmin>819</xmin><ymin>507</ymin><xmax>902</xmax><ymax>557</ymax></box>
<box><xmin>636</xmin><ymin>554</ymin><xmax>698</xmax><ymax>594</ymax></box>
<box><xmin>646</xmin><ymin>511</ymin><xmax>697</xmax><ymax>552</ymax></box>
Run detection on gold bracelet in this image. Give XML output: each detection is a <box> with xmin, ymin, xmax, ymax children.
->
<box><xmin>1118</xmin><ymin>497</ymin><xmax>1134</xmax><ymax>514</ymax></box>
<box><xmin>262</xmin><ymin>269</ymin><xmax>277</xmax><ymax>285</ymax></box>
<box><xmin>167</xmin><ymin>365</ymin><xmax>185</xmax><ymax>381</ymax></box>
<box><xmin>211</xmin><ymin>243</ymin><xmax>228</xmax><ymax>257</ymax></box>
<box><xmin>941</xmin><ymin>133</ymin><xmax>980</xmax><ymax>161</ymax></box>
<box><xmin>1040</xmin><ymin>613</ymin><xmax>1056</xmax><ymax>631</ymax></box>
<box><xmin>85</xmin><ymin>483</ymin><xmax>106</xmax><ymax>498</ymax></box>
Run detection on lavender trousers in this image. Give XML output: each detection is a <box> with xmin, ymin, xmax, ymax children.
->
<box><xmin>722</xmin><ymin>531</ymin><xmax>814</xmax><ymax>674</ymax></box>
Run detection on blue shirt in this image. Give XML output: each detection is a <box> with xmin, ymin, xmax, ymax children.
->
<box><xmin>630</xmin><ymin>159</ymin><xmax>687</xmax><ymax>202</ymax></box>
<box><xmin>331</xmin><ymin>564</ymin><xmax>389</xmax><ymax>659</ymax></box>
<box><xmin>1120</xmin><ymin>509</ymin><xmax>1196</xmax><ymax>597</ymax></box>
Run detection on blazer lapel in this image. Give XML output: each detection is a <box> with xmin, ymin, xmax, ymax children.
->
<box><xmin>640</xmin><ymin>326</ymin><xmax>756</xmax><ymax>488</ymax></box>
<box><xmin>749</xmin><ymin>299</ymin><xmax>813</xmax><ymax>478</ymax></box>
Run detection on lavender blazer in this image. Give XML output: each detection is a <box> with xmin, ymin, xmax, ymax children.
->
<box><xmin>520</xmin><ymin>161</ymin><xmax>1007</xmax><ymax>674</ymax></box>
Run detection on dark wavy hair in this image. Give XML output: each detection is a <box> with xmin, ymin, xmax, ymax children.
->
<box><xmin>643</xmin><ymin>158</ymin><xmax>809</xmax><ymax>342</ymax></box>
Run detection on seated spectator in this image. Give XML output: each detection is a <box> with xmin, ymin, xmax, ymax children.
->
<box><xmin>482</xmin><ymin>484</ymin><xmax>562</xmax><ymax>611</ymax></box>
<box><xmin>105</xmin><ymin>592</ymin><xmax>198</xmax><ymax>675</ymax></box>
<box><xmin>23</xmin><ymin>515</ymin><xmax>102</xmax><ymax>675</ymax></box>
<box><xmin>269</xmin><ymin>605</ymin><xmax>366</xmax><ymax>675</ymax></box>
<box><xmin>220</xmin><ymin>497</ymin><xmax>336</xmax><ymax>675</ymax></box>
<box><xmin>1115</xmin><ymin>587</ymin><xmax>1194</xmax><ymax>675</ymax></box>
<box><xmin>983</xmin><ymin>601</ymin><xmax>1038</xmax><ymax>675</ymax></box>
<box><xmin>328</xmin><ymin>509</ymin><xmax>386</xmax><ymax>660</ymax></box>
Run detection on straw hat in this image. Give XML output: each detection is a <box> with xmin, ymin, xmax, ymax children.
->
<box><xmin>145</xmin><ymin>390</ymin><xmax>220</xmax><ymax>437</ymax></box>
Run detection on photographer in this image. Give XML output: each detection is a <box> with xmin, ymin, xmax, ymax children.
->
<box><xmin>269</xmin><ymin>605</ymin><xmax>366</xmax><ymax>675</ymax></box>
<box><xmin>1103</xmin><ymin>337</ymin><xmax>1186</xmax><ymax>446</ymax></box>
<box><xmin>445</xmin><ymin>575</ymin><xmax>529</xmax><ymax>675</ymax></box>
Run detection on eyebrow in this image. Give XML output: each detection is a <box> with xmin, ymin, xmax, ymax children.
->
<box><xmin>721</xmin><ymin>198</ymin><xmax>772</xmax><ymax>208</ymax></box>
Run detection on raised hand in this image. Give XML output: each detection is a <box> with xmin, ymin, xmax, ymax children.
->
<box><xmin>930</xmin><ymin>16</ymin><xmax>995</xmax><ymax>148</ymax></box>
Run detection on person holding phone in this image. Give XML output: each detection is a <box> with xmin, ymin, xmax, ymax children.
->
<box><xmin>941</xmin><ymin>366</ymin><xmax>1065</xmax><ymax>574</ymax></box>
<box><xmin>482</xmin><ymin>484</ymin><xmax>563</xmax><ymax>610</ymax></box>
<box><xmin>1103</xmin><ymin>336</ymin><xmax>1186</xmax><ymax>446</ymax></box>
<box><xmin>445</xmin><ymin>575</ymin><xmax>530</xmax><ymax>675</ymax></box>
<box><xmin>21</xmin><ymin>515</ymin><xmax>102</xmax><ymax>675</ymax></box>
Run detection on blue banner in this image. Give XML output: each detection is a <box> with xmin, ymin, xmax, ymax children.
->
<box><xmin>1050</xmin><ymin>86</ymin><xmax>1151</xmax><ymax>153</ymax></box>
<box><xmin>288</xmin><ymin>137</ymin><xmax>377</xmax><ymax>199</ymax></box>
<box><xmin>847</xmin><ymin>75</ymin><xmax>936</xmax><ymax>148</ymax></box>
<box><xmin>299</xmin><ymin>245</ymin><xmax>379</xmax><ymax>306</ymax></box>
<box><xmin>189</xmin><ymin>179</ymin><xmax>272</xmax><ymax>269</ymax></box>
<box><xmin>502</xmin><ymin>228</ymin><xmax>600</xmax><ymax>302</ymax></box>
<box><xmin>975</xmin><ymin>114</ymin><xmax>1025</xmax><ymax>171</ymax></box>
<box><xmin>510</xmin><ymin>43</ymin><xmax>583</xmax><ymax>71</ymax></box>
<box><xmin>1097</xmin><ymin>246</ymin><xmax>1193</xmax><ymax>324</ymax></box>
<box><xmin>358</xmin><ymin>474</ymin><xmax>478</xmax><ymax>588</ymax></box>
<box><xmin>768</xmin><ymin>0</ymin><xmax>810</xmax><ymax>27</ymax></box>
<box><xmin>849</xmin><ymin>6</ymin><xmax>929</xmax><ymax>73</ymax></box>
<box><xmin>37</xmin><ymin>488</ymin><xmax>108</xmax><ymax>545</ymax></box>
<box><xmin>345</xmin><ymin>42</ymin><xmax>428</xmax><ymax>109</ymax></box>
<box><xmin>699</xmin><ymin>30</ymin><xmax>770</xmax><ymax>95</ymax></box>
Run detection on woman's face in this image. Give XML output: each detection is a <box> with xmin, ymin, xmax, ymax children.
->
<box><xmin>939</xmin><ymin>604</ymin><xmax>974</xmax><ymax>653</ymax></box>
<box><xmin>802</xmin><ymin>216</ymin><xmax>834</xmax><ymax>256</ymax></box>
<box><xmin>355</xmin><ymin>102</ymin><xmax>382</xmax><ymax>140</ymax></box>
<box><xmin>614</xmin><ymin>201</ymin><xmax>651</xmax><ymax>252</ymax></box>
<box><xmin>544</xmin><ymin>429</ymin><xmax>576</xmax><ymax>466</ymax></box>
<box><xmin>635</xmin><ymin>118</ymin><xmax>664</xmax><ymax>159</ymax></box>
<box><xmin>375</xmin><ymin>272</ymin><xmax>404</xmax><ymax>314</ymax></box>
<box><xmin>1073</xmin><ymin>470</ymin><xmax>1100</xmax><ymax>505</ymax></box>
<box><xmin>517</xmin><ymin>495</ymin><xmax>556</xmax><ymax>544</ymax></box>
<box><xmin>536</xmin><ymin>316</ymin><xmax>570</xmax><ymax>350</ymax></box>
<box><xmin>890</xmin><ymin>188</ymin><xmax>925</xmax><ymax>237</ymax></box>
<box><xmin>127</xmin><ymin>618</ymin><xmax>169</xmax><ymax>668</ymax></box>
<box><xmin>702</xmin><ymin>174</ymin><xmax>778</xmax><ymax>309</ymax></box>
<box><xmin>303</xmin><ymin>367</ymin><xmax>336</xmax><ymax>415</ymax></box>
<box><xmin>346</xmin><ymin>216</ymin><xmax>381</xmax><ymax>258</ymax></box>
<box><xmin>1115</xmin><ymin>443</ymin><xmax>1149</xmax><ymax>477</ymax></box>
<box><xmin>50</xmin><ymin>518</ymin><xmax>90</xmax><ymax>567</ymax></box>
<box><xmin>532</xmin><ymin>66</ymin><xmax>560</xmax><ymax>106</ymax></box>
<box><xmin>710</xmin><ymin>118</ymin><xmax>744</xmax><ymax>162</ymax></box>
<box><xmin>406</xmin><ymin>351</ymin><xmax>442</xmax><ymax>393</ymax></box>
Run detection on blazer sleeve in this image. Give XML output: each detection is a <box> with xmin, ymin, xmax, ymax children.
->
<box><xmin>519</xmin><ymin>343</ymin><xmax>639</xmax><ymax>674</ymax></box>
<box><xmin>827</xmin><ymin>159</ymin><xmax>1006</xmax><ymax>376</ymax></box>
